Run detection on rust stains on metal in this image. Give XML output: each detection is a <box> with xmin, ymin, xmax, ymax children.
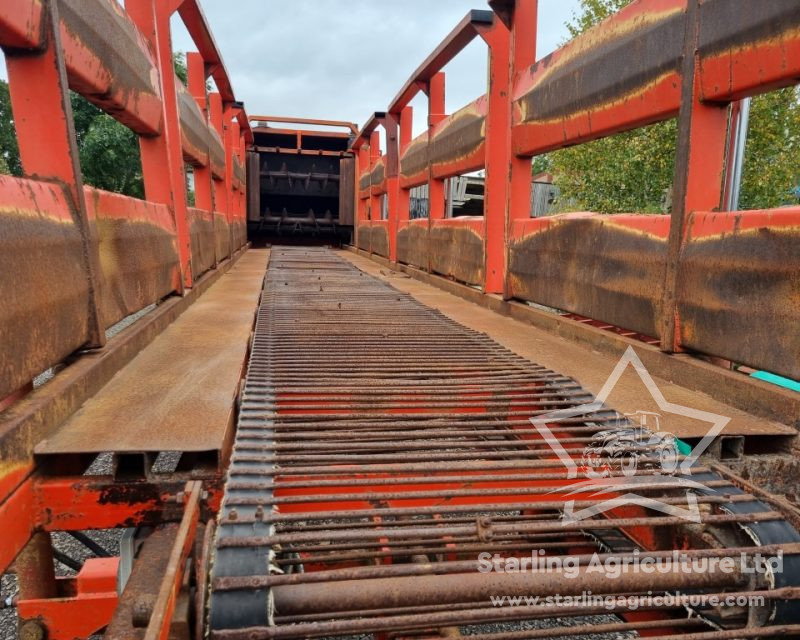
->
<box><xmin>0</xmin><ymin>176</ymin><xmax>92</xmax><ymax>402</ymax></box>
<box><xmin>676</xmin><ymin>222</ymin><xmax>800</xmax><ymax>380</ymax></box>
<box><xmin>177</xmin><ymin>81</ymin><xmax>212</xmax><ymax>167</ymax></box>
<box><xmin>397</xmin><ymin>222</ymin><xmax>429</xmax><ymax>270</ymax></box>
<box><xmin>34</xmin><ymin>249</ymin><xmax>268</xmax><ymax>456</ymax></box>
<box><xmin>214</xmin><ymin>214</ymin><xmax>231</xmax><ymax>262</ymax></box>
<box><xmin>508</xmin><ymin>217</ymin><xmax>667</xmax><ymax>338</ymax></box>
<box><xmin>429</xmin><ymin>98</ymin><xmax>486</xmax><ymax>179</ymax></box>
<box><xmin>399</xmin><ymin>132</ymin><xmax>429</xmax><ymax>187</ymax></box>
<box><xmin>58</xmin><ymin>0</ymin><xmax>163</xmax><ymax>135</ymax></box>
<box><xmin>515</xmin><ymin>1</ymin><xmax>684</xmax><ymax>123</ymax></box>
<box><xmin>0</xmin><ymin>0</ymin><xmax>44</xmax><ymax>50</ymax></box>
<box><xmin>371</xmin><ymin>224</ymin><xmax>389</xmax><ymax>258</ymax></box>
<box><xmin>369</xmin><ymin>157</ymin><xmax>385</xmax><ymax>190</ymax></box>
<box><xmin>105</xmin><ymin>524</ymin><xmax>179</xmax><ymax>640</ymax></box>
<box><xmin>232</xmin><ymin>154</ymin><xmax>246</xmax><ymax>191</ymax></box>
<box><xmin>698</xmin><ymin>0</ymin><xmax>800</xmax><ymax>100</ymax></box>
<box><xmin>209</xmin><ymin>128</ymin><xmax>226</xmax><ymax>181</ymax></box>
<box><xmin>96</xmin><ymin>216</ymin><xmax>180</xmax><ymax>327</ymax></box>
<box><xmin>0</xmin><ymin>247</ymin><xmax>249</xmax><ymax>519</ymax></box>
<box><xmin>356</xmin><ymin>224</ymin><xmax>372</xmax><ymax>252</ymax></box>
<box><xmin>429</xmin><ymin>223</ymin><xmax>484</xmax><ymax>286</ymax></box>
<box><xmin>512</xmin><ymin>0</ymin><xmax>684</xmax><ymax>155</ymax></box>
<box><xmin>188</xmin><ymin>207</ymin><xmax>216</xmax><ymax>279</ymax></box>
<box><xmin>86</xmin><ymin>186</ymin><xmax>182</xmax><ymax>328</ymax></box>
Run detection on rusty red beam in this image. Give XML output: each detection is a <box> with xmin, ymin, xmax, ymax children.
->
<box><xmin>351</xmin><ymin>111</ymin><xmax>387</xmax><ymax>151</ymax></box>
<box><xmin>0</xmin><ymin>0</ymin><xmax>42</xmax><ymax>49</ymax></box>
<box><xmin>388</xmin><ymin>10</ymin><xmax>494</xmax><ymax>114</ymax></box>
<box><xmin>176</xmin><ymin>0</ymin><xmax>234</xmax><ymax>101</ymax></box>
<box><xmin>252</xmin><ymin>115</ymin><xmax>359</xmax><ymax>135</ymax></box>
<box><xmin>17</xmin><ymin>558</ymin><xmax>120</xmax><ymax>640</ymax></box>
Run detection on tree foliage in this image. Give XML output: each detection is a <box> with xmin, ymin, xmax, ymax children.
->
<box><xmin>0</xmin><ymin>80</ymin><xmax>21</xmax><ymax>176</ymax></box>
<box><xmin>173</xmin><ymin>51</ymin><xmax>188</xmax><ymax>84</ymax></box>
<box><xmin>545</xmin><ymin>0</ymin><xmax>800</xmax><ymax>213</ymax></box>
<box><xmin>739</xmin><ymin>87</ymin><xmax>800</xmax><ymax>209</ymax></box>
<box><xmin>79</xmin><ymin>113</ymin><xmax>144</xmax><ymax>198</ymax></box>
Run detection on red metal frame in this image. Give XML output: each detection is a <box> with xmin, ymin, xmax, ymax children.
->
<box><xmin>351</xmin><ymin>0</ymin><xmax>800</xmax><ymax>381</ymax></box>
<box><xmin>17</xmin><ymin>558</ymin><xmax>119</xmax><ymax>640</ymax></box>
<box><xmin>0</xmin><ymin>0</ymin><xmax>247</xmax><ymax>636</ymax></box>
<box><xmin>1</xmin><ymin>0</ymin><xmax>799</xmax><ymax>636</ymax></box>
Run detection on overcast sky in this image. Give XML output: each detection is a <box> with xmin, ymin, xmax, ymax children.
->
<box><xmin>171</xmin><ymin>1</ymin><xmax>582</xmax><ymax>136</ymax></box>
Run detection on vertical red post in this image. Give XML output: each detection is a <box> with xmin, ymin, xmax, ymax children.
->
<box><xmin>208</xmin><ymin>91</ymin><xmax>225</xmax><ymax>214</ymax></box>
<box><xmin>395</xmin><ymin>106</ymin><xmax>413</xmax><ymax>262</ymax></box>
<box><xmin>479</xmin><ymin>18</ymin><xmax>512</xmax><ymax>294</ymax></box>
<box><xmin>227</xmin><ymin>116</ymin><xmax>241</xmax><ymax>255</ymax></box>
<box><xmin>238</xmin><ymin>133</ymin><xmax>247</xmax><ymax>230</ymax></box>
<box><xmin>187</xmin><ymin>52</ymin><xmax>213</xmax><ymax>213</ymax></box>
<box><xmin>222</xmin><ymin>107</ymin><xmax>236</xmax><ymax>224</ymax></box>
<box><xmin>368</xmin><ymin>130</ymin><xmax>381</xmax><ymax>232</ymax></box>
<box><xmin>5</xmin><ymin>0</ymin><xmax>105</xmax><ymax>345</ymax></box>
<box><xmin>660</xmin><ymin>0</ymin><xmax>729</xmax><ymax>351</ymax></box>
<box><xmin>127</xmin><ymin>0</ymin><xmax>192</xmax><ymax>288</ymax></box>
<box><xmin>427</xmin><ymin>72</ymin><xmax>447</xmax><ymax>221</ymax></box>
<box><xmin>501</xmin><ymin>0</ymin><xmax>538</xmax><ymax>298</ymax></box>
<box><xmin>426</xmin><ymin>72</ymin><xmax>446</xmax><ymax>273</ymax></box>
<box><xmin>355</xmin><ymin>145</ymin><xmax>369</xmax><ymax>248</ymax></box>
<box><xmin>385</xmin><ymin>114</ymin><xmax>400</xmax><ymax>262</ymax></box>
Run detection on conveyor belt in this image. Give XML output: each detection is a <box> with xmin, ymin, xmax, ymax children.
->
<box><xmin>208</xmin><ymin>247</ymin><xmax>800</xmax><ymax>639</ymax></box>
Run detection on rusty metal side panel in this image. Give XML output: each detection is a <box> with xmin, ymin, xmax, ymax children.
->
<box><xmin>430</xmin><ymin>96</ymin><xmax>487</xmax><ymax>180</ymax></box>
<box><xmin>177</xmin><ymin>81</ymin><xmax>210</xmax><ymax>167</ymax></box>
<box><xmin>232</xmin><ymin>154</ymin><xmax>246</xmax><ymax>191</ymax></box>
<box><xmin>508</xmin><ymin>215</ymin><xmax>669</xmax><ymax>338</ymax></box>
<box><xmin>338</xmin><ymin>157</ymin><xmax>355</xmax><ymax>226</ymax></box>
<box><xmin>358</xmin><ymin>169</ymin><xmax>371</xmax><ymax>194</ymax></box>
<box><xmin>214</xmin><ymin>213</ymin><xmax>231</xmax><ymax>262</ymax></box>
<box><xmin>188</xmin><ymin>207</ymin><xmax>215</xmax><ymax>279</ymax></box>
<box><xmin>676</xmin><ymin>209</ymin><xmax>800</xmax><ymax>380</ymax></box>
<box><xmin>0</xmin><ymin>175</ymin><xmax>91</xmax><ymax>400</ymax></box>
<box><xmin>86</xmin><ymin>187</ymin><xmax>180</xmax><ymax>329</ymax></box>
<box><xmin>371</xmin><ymin>222</ymin><xmax>389</xmax><ymax>258</ymax></box>
<box><xmin>209</xmin><ymin>128</ymin><xmax>226</xmax><ymax>180</ymax></box>
<box><xmin>356</xmin><ymin>224</ymin><xmax>372</xmax><ymax>252</ymax></box>
<box><xmin>429</xmin><ymin>220</ymin><xmax>484</xmax><ymax>286</ymax></box>
<box><xmin>512</xmin><ymin>0</ymin><xmax>685</xmax><ymax>156</ymax></box>
<box><xmin>234</xmin><ymin>219</ymin><xmax>247</xmax><ymax>250</ymax></box>
<box><xmin>397</xmin><ymin>220</ymin><xmax>429</xmax><ymax>270</ymax></box>
<box><xmin>698</xmin><ymin>0</ymin><xmax>800</xmax><ymax>102</ymax></box>
<box><xmin>370</xmin><ymin>158</ymin><xmax>385</xmax><ymax>188</ymax></box>
<box><xmin>58</xmin><ymin>0</ymin><xmax>163</xmax><ymax>136</ymax></box>
<box><xmin>399</xmin><ymin>132</ymin><xmax>429</xmax><ymax>189</ymax></box>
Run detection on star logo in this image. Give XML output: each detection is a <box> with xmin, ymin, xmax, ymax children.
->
<box><xmin>530</xmin><ymin>346</ymin><xmax>730</xmax><ymax>523</ymax></box>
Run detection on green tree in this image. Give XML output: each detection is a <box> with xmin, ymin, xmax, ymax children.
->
<box><xmin>173</xmin><ymin>51</ymin><xmax>188</xmax><ymax>84</ymax></box>
<box><xmin>0</xmin><ymin>80</ymin><xmax>21</xmax><ymax>176</ymax></box>
<box><xmin>70</xmin><ymin>90</ymin><xmax>103</xmax><ymax>147</ymax></box>
<box><xmin>79</xmin><ymin>113</ymin><xmax>144</xmax><ymax>197</ymax></box>
<box><xmin>546</xmin><ymin>0</ymin><xmax>800</xmax><ymax>213</ymax></box>
<box><xmin>564</xmin><ymin>0</ymin><xmax>630</xmax><ymax>38</ymax></box>
<box><xmin>739</xmin><ymin>87</ymin><xmax>800</xmax><ymax>209</ymax></box>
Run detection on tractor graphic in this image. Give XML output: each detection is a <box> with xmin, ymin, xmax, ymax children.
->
<box><xmin>582</xmin><ymin>411</ymin><xmax>680</xmax><ymax>478</ymax></box>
